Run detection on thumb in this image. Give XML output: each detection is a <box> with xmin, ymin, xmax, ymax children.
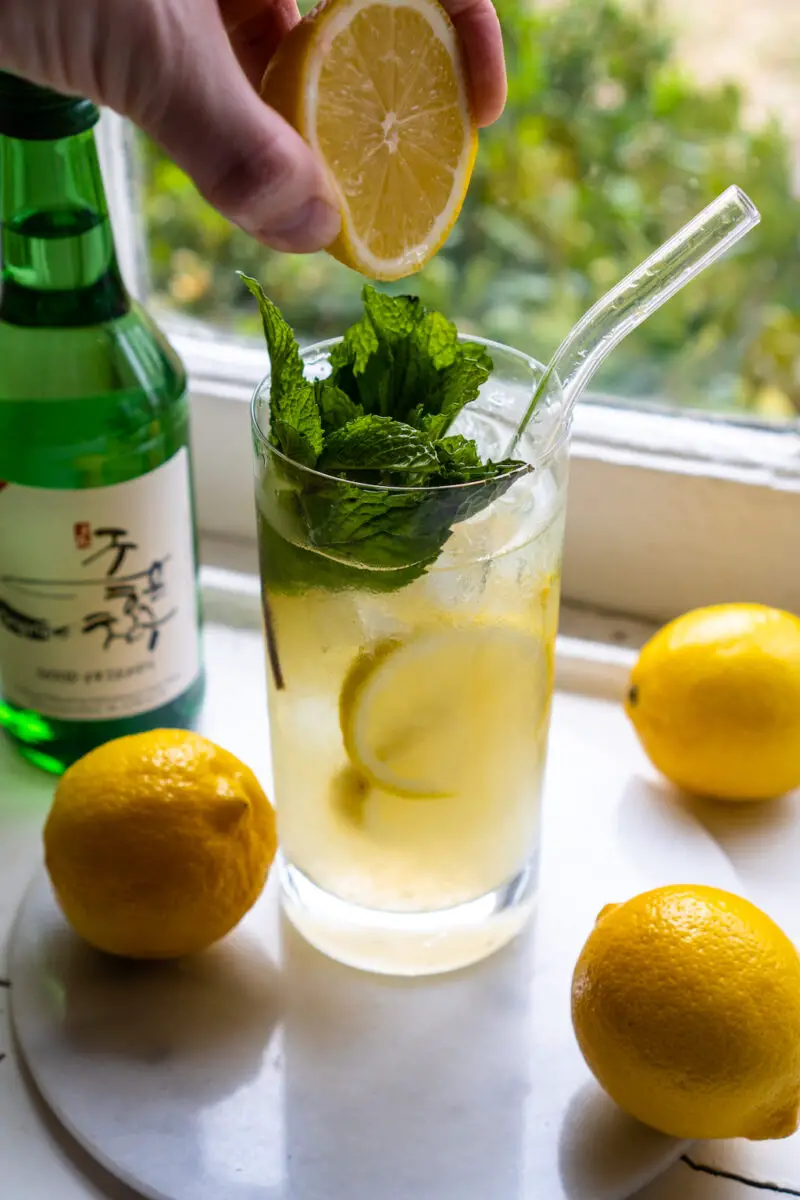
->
<box><xmin>0</xmin><ymin>0</ymin><xmax>340</xmax><ymax>251</ymax></box>
<box><xmin>134</xmin><ymin>17</ymin><xmax>340</xmax><ymax>252</ymax></box>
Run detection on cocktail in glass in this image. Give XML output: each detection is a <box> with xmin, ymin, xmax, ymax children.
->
<box><xmin>253</xmin><ymin>337</ymin><xmax>568</xmax><ymax>975</ymax></box>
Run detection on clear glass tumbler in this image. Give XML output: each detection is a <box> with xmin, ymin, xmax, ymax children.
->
<box><xmin>252</xmin><ymin>337</ymin><xmax>569</xmax><ymax>976</ymax></box>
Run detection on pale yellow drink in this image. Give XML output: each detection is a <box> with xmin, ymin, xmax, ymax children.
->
<box><xmin>253</xmin><ymin>339</ymin><xmax>568</xmax><ymax>975</ymax></box>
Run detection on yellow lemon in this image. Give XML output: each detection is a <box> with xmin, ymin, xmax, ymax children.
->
<box><xmin>44</xmin><ymin>730</ymin><xmax>277</xmax><ymax>959</ymax></box>
<box><xmin>261</xmin><ymin>0</ymin><xmax>477</xmax><ymax>280</ymax></box>
<box><xmin>571</xmin><ymin>885</ymin><xmax>800</xmax><ymax>1141</ymax></box>
<box><xmin>626</xmin><ymin>603</ymin><xmax>800</xmax><ymax>800</ymax></box>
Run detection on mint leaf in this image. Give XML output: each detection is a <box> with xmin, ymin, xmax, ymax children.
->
<box><xmin>409</xmin><ymin>341</ymin><xmax>493</xmax><ymax>439</ymax></box>
<box><xmin>258</xmin><ymin>509</ymin><xmax>425</xmax><ymax>595</ymax></box>
<box><xmin>329</xmin><ymin>331</ymin><xmax>393</xmax><ymax>417</ymax></box>
<box><xmin>412</xmin><ymin>310</ymin><xmax>460</xmax><ymax>371</ymax></box>
<box><xmin>240</xmin><ymin>272</ymin><xmax>323</xmax><ymax>467</ymax></box>
<box><xmin>316</xmin><ymin>380</ymin><xmax>363</xmax><ymax>433</ymax></box>
<box><xmin>240</xmin><ymin>272</ymin><xmax>305</xmax><ymax>393</ymax></box>
<box><xmin>416</xmin><ymin>410</ymin><xmax>450</xmax><ymax>442</ymax></box>
<box><xmin>435</xmin><ymin>433</ymin><xmax>481</xmax><ymax>475</ymax></box>
<box><xmin>392</xmin><ymin>310</ymin><xmax>460</xmax><ymax>422</ymax></box>
<box><xmin>329</xmin><ymin>312</ymin><xmax>378</xmax><ymax>376</ymax></box>
<box><xmin>436</xmin><ymin>435</ymin><xmax>529</xmax><ymax>486</ymax></box>
<box><xmin>271</xmin><ymin>389</ymin><xmax>325</xmax><ymax>469</ymax></box>
<box><xmin>270</xmin><ymin>381</ymin><xmax>323</xmax><ymax>469</ymax></box>
<box><xmin>327</xmin><ymin>293</ymin><xmax>393</xmax><ymax>414</ymax></box>
<box><xmin>330</xmin><ymin>288</ymin><xmax>433</xmax><ymax>420</ymax></box>
<box><xmin>319</xmin><ymin>416</ymin><xmax>439</xmax><ymax>473</ymax></box>
<box><xmin>363</xmin><ymin>295</ymin><xmax>461</xmax><ymax>423</ymax></box>
<box><xmin>362</xmin><ymin>288</ymin><xmax>423</xmax><ymax>344</ymax></box>
<box><xmin>274</xmin><ymin>384</ymin><xmax>324</xmax><ymax>469</ymax></box>
<box><xmin>434</xmin><ymin>339</ymin><xmax>493</xmax><ymax>414</ymax></box>
<box><xmin>328</xmin><ymin>288</ymin><xmax>477</xmax><ymax>430</ymax></box>
<box><xmin>301</xmin><ymin>483</ymin><xmax>441</xmax><ymax>571</ymax></box>
<box><xmin>447</xmin><ymin>468</ymin><xmax>530</xmax><ymax>526</ymax></box>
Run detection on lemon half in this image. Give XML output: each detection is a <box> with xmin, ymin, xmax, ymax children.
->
<box><xmin>261</xmin><ymin>0</ymin><xmax>477</xmax><ymax>280</ymax></box>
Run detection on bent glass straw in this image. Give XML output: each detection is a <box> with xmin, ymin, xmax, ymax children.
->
<box><xmin>506</xmin><ymin>185</ymin><xmax>761</xmax><ymax>459</ymax></box>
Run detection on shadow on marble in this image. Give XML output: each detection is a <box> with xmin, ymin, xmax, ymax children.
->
<box><xmin>614</xmin><ymin>777</ymin><xmax>740</xmax><ymax>895</ymax></box>
<box><xmin>36</xmin><ymin>917</ymin><xmax>282</xmax><ymax>1101</ymax></box>
<box><xmin>671</xmin><ymin>784</ymin><xmax>800</xmax><ymax>936</ymax></box>
<box><xmin>615</xmin><ymin>773</ymin><xmax>800</xmax><ymax>939</ymax></box>
<box><xmin>558</xmin><ymin>1080</ymin><xmax>691</xmax><ymax>1200</ymax></box>
<box><xmin>675</xmin><ymin>786</ymin><xmax>800</xmax><ymax>870</ymax></box>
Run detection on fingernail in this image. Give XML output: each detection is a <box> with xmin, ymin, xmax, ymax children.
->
<box><xmin>263</xmin><ymin>198</ymin><xmax>341</xmax><ymax>252</ymax></box>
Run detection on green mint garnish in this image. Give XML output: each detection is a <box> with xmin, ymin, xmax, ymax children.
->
<box><xmin>410</xmin><ymin>340</ymin><xmax>497</xmax><ymax>441</ymax></box>
<box><xmin>299</xmin><ymin>484</ymin><xmax>444</xmax><ymax>572</ymax></box>
<box><xmin>315</xmin><ymin>380</ymin><xmax>363</xmax><ymax>433</ymax></box>
<box><xmin>242</xmin><ymin>274</ymin><xmax>530</xmax><ymax>590</ymax></box>
<box><xmin>242</xmin><ymin>274</ymin><xmax>323</xmax><ymax>467</ymax></box>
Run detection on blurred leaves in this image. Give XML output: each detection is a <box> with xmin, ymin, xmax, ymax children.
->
<box><xmin>140</xmin><ymin>0</ymin><xmax>800</xmax><ymax>417</ymax></box>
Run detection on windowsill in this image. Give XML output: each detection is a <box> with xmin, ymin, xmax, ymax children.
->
<box><xmin>1</xmin><ymin>565</ymin><xmax>800</xmax><ymax>1198</ymax></box>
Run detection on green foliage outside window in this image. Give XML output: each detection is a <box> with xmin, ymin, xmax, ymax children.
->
<box><xmin>141</xmin><ymin>0</ymin><xmax>800</xmax><ymax>418</ymax></box>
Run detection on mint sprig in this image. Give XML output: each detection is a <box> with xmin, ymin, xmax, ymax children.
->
<box><xmin>243</xmin><ymin>274</ymin><xmax>529</xmax><ymax>590</ymax></box>
<box><xmin>319</xmin><ymin>415</ymin><xmax>440</xmax><ymax>474</ymax></box>
<box><xmin>242</xmin><ymin>275</ymin><xmax>324</xmax><ymax>467</ymax></box>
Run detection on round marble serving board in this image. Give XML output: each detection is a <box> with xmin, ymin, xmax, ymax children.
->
<box><xmin>10</xmin><ymin>716</ymin><xmax>750</xmax><ymax>1200</ymax></box>
<box><xmin>9</xmin><ymin>857</ymin><xmax>704</xmax><ymax>1200</ymax></box>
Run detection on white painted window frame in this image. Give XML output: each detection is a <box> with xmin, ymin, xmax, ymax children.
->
<box><xmin>98</xmin><ymin>114</ymin><xmax>800</xmax><ymax>624</ymax></box>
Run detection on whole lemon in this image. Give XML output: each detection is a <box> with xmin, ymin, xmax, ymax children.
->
<box><xmin>626</xmin><ymin>603</ymin><xmax>800</xmax><ymax>800</ymax></box>
<box><xmin>572</xmin><ymin>885</ymin><xmax>800</xmax><ymax>1141</ymax></box>
<box><xmin>44</xmin><ymin>730</ymin><xmax>277</xmax><ymax>959</ymax></box>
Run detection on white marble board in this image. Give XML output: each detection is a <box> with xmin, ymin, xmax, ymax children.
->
<box><xmin>4</xmin><ymin>588</ymin><xmax>800</xmax><ymax>1200</ymax></box>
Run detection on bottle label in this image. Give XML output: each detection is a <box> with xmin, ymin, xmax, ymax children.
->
<box><xmin>0</xmin><ymin>450</ymin><xmax>200</xmax><ymax>721</ymax></box>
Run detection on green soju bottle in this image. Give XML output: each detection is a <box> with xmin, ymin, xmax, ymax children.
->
<box><xmin>0</xmin><ymin>73</ymin><xmax>205</xmax><ymax>774</ymax></box>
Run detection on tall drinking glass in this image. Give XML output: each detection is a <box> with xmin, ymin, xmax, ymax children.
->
<box><xmin>252</xmin><ymin>337</ymin><xmax>569</xmax><ymax>976</ymax></box>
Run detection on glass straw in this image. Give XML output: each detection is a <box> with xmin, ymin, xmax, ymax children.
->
<box><xmin>506</xmin><ymin>185</ymin><xmax>760</xmax><ymax>459</ymax></box>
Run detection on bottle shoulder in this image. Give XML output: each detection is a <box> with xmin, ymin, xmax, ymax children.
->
<box><xmin>0</xmin><ymin>304</ymin><xmax>186</xmax><ymax>402</ymax></box>
<box><xmin>0</xmin><ymin>305</ymin><xmax>191</xmax><ymax>488</ymax></box>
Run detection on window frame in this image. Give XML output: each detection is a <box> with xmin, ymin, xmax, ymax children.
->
<box><xmin>98</xmin><ymin>116</ymin><xmax>800</xmax><ymax>624</ymax></box>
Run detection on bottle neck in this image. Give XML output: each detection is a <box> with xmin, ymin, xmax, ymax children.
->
<box><xmin>0</xmin><ymin>126</ymin><xmax>129</xmax><ymax>327</ymax></box>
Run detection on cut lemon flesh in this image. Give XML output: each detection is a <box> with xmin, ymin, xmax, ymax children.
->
<box><xmin>339</xmin><ymin>627</ymin><xmax>547</xmax><ymax>798</ymax></box>
<box><xmin>261</xmin><ymin>0</ymin><xmax>477</xmax><ymax>280</ymax></box>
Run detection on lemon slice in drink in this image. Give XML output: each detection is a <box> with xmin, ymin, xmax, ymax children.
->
<box><xmin>340</xmin><ymin>628</ymin><xmax>546</xmax><ymax>798</ymax></box>
<box><xmin>260</xmin><ymin>0</ymin><xmax>477</xmax><ymax>280</ymax></box>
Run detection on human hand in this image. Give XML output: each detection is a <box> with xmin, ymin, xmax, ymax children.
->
<box><xmin>0</xmin><ymin>0</ymin><xmax>506</xmax><ymax>252</ymax></box>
